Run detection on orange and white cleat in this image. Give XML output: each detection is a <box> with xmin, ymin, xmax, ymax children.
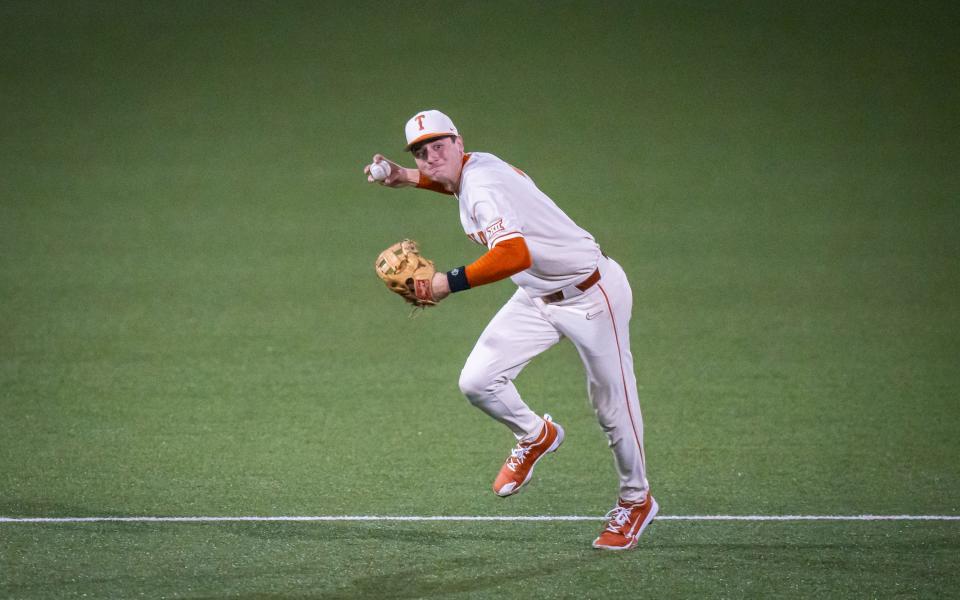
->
<box><xmin>592</xmin><ymin>495</ymin><xmax>659</xmax><ymax>550</ymax></box>
<box><xmin>492</xmin><ymin>415</ymin><xmax>564</xmax><ymax>497</ymax></box>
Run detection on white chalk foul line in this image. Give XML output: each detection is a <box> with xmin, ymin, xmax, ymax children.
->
<box><xmin>1</xmin><ymin>515</ymin><xmax>959</xmax><ymax>524</ymax></box>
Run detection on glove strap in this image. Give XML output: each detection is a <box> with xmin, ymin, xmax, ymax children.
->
<box><xmin>414</xmin><ymin>278</ymin><xmax>434</xmax><ymax>302</ymax></box>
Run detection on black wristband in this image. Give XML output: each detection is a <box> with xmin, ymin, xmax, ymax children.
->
<box><xmin>446</xmin><ymin>266</ymin><xmax>470</xmax><ymax>293</ymax></box>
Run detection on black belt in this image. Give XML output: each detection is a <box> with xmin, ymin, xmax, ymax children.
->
<box><xmin>541</xmin><ymin>268</ymin><xmax>601</xmax><ymax>304</ymax></box>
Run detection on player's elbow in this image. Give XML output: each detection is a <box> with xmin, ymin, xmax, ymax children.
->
<box><xmin>498</xmin><ymin>236</ymin><xmax>531</xmax><ymax>275</ymax></box>
<box><xmin>515</xmin><ymin>241</ymin><xmax>532</xmax><ymax>271</ymax></box>
<box><xmin>464</xmin><ymin>237</ymin><xmax>531</xmax><ymax>287</ymax></box>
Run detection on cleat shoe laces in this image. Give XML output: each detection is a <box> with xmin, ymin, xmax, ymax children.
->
<box><xmin>601</xmin><ymin>505</ymin><xmax>633</xmax><ymax>535</ymax></box>
<box><xmin>505</xmin><ymin>446</ymin><xmax>532</xmax><ymax>472</ymax></box>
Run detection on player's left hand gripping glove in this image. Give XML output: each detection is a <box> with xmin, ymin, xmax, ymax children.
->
<box><xmin>374</xmin><ymin>239</ymin><xmax>439</xmax><ymax>308</ymax></box>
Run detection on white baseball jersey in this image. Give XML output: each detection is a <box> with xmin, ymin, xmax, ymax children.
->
<box><xmin>449</xmin><ymin>150</ymin><xmax>650</xmax><ymax>505</ymax></box>
<box><xmin>456</xmin><ymin>152</ymin><xmax>602</xmax><ymax>295</ymax></box>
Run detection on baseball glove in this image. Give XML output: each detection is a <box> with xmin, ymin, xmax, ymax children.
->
<box><xmin>374</xmin><ymin>239</ymin><xmax>437</xmax><ymax>308</ymax></box>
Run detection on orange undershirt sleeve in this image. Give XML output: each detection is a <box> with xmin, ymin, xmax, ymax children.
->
<box><xmin>464</xmin><ymin>237</ymin><xmax>532</xmax><ymax>287</ymax></box>
<box><xmin>417</xmin><ymin>172</ymin><xmax>454</xmax><ymax>195</ymax></box>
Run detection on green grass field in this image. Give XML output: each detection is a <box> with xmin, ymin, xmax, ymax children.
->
<box><xmin>2</xmin><ymin>1</ymin><xmax>959</xmax><ymax>597</ymax></box>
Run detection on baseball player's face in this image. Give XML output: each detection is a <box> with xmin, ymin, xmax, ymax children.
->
<box><xmin>412</xmin><ymin>136</ymin><xmax>464</xmax><ymax>187</ymax></box>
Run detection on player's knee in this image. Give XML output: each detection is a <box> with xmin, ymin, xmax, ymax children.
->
<box><xmin>458</xmin><ymin>370</ymin><xmax>492</xmax><ymax>405</ymax></box>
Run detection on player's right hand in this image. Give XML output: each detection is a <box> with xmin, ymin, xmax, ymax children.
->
<box><xmin>365</xmin><ymin>154</ymin><xmax>413</xmax><ymax>187</ymax></box>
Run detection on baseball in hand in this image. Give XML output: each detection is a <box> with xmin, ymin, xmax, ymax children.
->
<box><xmin>370</xmin><ymin>161</ymin><xmax>391</xmax><ymax>181</ymax></box>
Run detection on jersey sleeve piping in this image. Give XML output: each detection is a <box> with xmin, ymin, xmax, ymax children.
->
<box><xmin>489</xmin><ymin>231</ymin><xmax>524</xmax><ymax>248</ymax></box>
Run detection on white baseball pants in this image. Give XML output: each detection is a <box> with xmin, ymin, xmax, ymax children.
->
<box><xmin>458</xmin><ymin>256</ymin><xmax>650</xmax><ymax>503</ymax></box>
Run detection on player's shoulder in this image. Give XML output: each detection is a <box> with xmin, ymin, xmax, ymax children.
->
<box><xmin>463</xmin><ymin>151</ymin><xmax>505</xmax><ymax>172</ymax></box>
<box><xmin>462</xmin><ymin>152</ymin><xmax>523</xmax><ymax>187</ymax></box>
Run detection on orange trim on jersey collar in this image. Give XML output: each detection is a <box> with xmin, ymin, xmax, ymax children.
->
<box><xmin>456</xmin><ymin>153</ymin><xmax>472</xmax><ymax>194</ymax></box>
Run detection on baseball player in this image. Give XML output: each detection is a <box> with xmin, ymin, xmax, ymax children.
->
<box><xmin>365</xmin><ymin>110</ymin><xmax>657</xmax><ymax>550</ymax></box>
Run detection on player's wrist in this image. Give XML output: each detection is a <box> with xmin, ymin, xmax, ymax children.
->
<box><xmin>446</xmin><ymin>267</ymin><xmax>470</xmax><ymax>293</ymax></box>
<box><xmin>403</xmin><ymin>168</ymin><xmax>420</xmax><ymax>186</ymax></box>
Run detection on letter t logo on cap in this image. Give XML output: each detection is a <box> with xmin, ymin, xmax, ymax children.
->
<box><xmin>404</xmin><ymin>110</ymin><xmax>459</xmax><ymax>150</ymax></box>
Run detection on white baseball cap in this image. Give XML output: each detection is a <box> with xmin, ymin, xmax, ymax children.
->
<box><xmin>404</xmin><ymin>109</ymin><xmax>459</xmax><ymax>151</ymax></box>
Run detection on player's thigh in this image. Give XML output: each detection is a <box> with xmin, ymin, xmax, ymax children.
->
<box><xmin>557</xmin><ymin>262</ymin><xmax>633</xmax><ymax>355</ymax></box>
<box><xmin>557</xmin><ymin>298</ymin><xmax>640</xmax><ymax>433</ymax></box>
<box><xmin>461</xmin><ymin>289</ymin><xmax>561</xmax><ymax>385</ymax></box>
